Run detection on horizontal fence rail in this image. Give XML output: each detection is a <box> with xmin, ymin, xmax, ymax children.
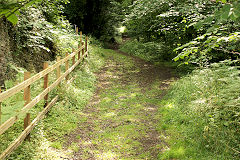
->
<box><xmin>0</xmin><ymin>30</ymin><xmax>88</xmax><ymax>160</ymax></box>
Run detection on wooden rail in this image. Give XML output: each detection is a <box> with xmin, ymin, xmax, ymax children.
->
<box><xmin>0</xmin><ymin>30</ymin><xmax>88</xmax><ymax>160</ymax></box>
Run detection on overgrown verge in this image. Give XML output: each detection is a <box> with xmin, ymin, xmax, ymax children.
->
<box><xmin>0</xmin><ymin>1</ymin><xmax>78</xmax><ymax>87</ymax></box>
<box><xmin>158</xmin><ymin>61</ymin><xmax>240</xmax><ymax>159</ymax></box>
<box><xmin>0</xmin><ymin>45</ymin><xmax>105</xmax><ymax>159</ymax></box>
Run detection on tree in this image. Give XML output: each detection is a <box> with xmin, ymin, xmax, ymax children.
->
<box><xmin>122</xmin><ymin>0</ymin><xmax>240</xmax><ymax>65</ymax></box>
<box><xmin>64</xmin><ymin>0</ymin><xmax>128</xmax><ymax>40</ymax></box>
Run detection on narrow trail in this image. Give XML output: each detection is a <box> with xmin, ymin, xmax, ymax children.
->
<box><xmin>64</xmin><ymin>49</ymin><xmax>176</xmax><ymax>159</ymax></box>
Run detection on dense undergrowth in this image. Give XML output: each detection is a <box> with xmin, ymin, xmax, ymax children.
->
<box><xmin>119</xmin><ymin>40</ymin><xmax>173</xmax><ymax>62</ymax></box>
<box><xmin>0</xmin><ymin>1</ymin><xmax>81</xmax><ymax>87</ymax></box>
<box><xmin>0</xmin><ymin>45</ymin><xmax>105</xmax><ymax>159</ymax></box>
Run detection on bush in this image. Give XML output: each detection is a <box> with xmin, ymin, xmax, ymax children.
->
<box><xmin>119</xmin><ymin>40</ymin><xmax>174</xmax><ymax>62</ymax></box>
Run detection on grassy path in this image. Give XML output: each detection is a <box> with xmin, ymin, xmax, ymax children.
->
<box><xmin>64</xmin><ymin>49</ymin><xmax>175</xmax><ymax>159</ymax></box>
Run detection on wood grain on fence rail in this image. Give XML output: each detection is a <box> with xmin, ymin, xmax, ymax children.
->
<box><xmin>82</xmin><ymin>42</ymin><xmax>84</xmax><ymax>56</ymax></box>
<box><xmin>72</xmin><ymin>48</ymin><xmax>76</xmax><ymax>65</ymax></box>
<box><xmin>0</xmin><ymin>116</ymin><xmax>18</xmax><ymax>135</ymax></box>
<box><xmin>65</xmin><ymin>52</ymin><xmax>69</xmax><ymax>81</ymax></box>
<box><xmin>56</xmin><ymin>57</ymin><xmax>61</xmax><ymax>79</ymax></box>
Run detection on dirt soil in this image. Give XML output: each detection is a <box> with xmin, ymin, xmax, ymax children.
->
<box><xmin>64</xmin><ymin>49</ymin><xmax>176</xmax><ymax>160</ymax></box>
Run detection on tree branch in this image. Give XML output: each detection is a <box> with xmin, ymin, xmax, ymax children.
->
<box><xmin>215</xmin><ymin>48</ymin><xmax>240</xmax><ymax>55</ymax></box>
<box><xmin>0</xmin><ymin>0</ymin><xmax>40</xmax><ymax>19</ymax></box>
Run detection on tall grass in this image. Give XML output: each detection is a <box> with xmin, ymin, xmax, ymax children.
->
<box><xmin>158</xmin><ymin>61</ymin><xmax>240</xmax><ymax>159</ymax></box>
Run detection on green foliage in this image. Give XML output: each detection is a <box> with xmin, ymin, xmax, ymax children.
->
<box><xmin>0</xmin><ymin>0</ymin><xmax>70</xmax><ymax>25</ymax></box>
<box><xmin>122</xmin><ymin>0</ymin><xmax>240</xmax><ymax>65</ymax></box>
<box><xmin>124</xmin><ymin>0</ymin><xmax>214</xmax><ymax>43</ymax></box>
<box><xmin>120</xmin><ymin>39</ymin><xmax>173</xmax><ymax>61</ymax></box>
<box><xmin>64</xmin><ymin>0</ymin><xmax>110</xmax><ymax>39</ymax></box>
<box><xmin>64</xmin><ymin>0</ymin><xmax>129</xmax><ymax>41</ymax></box>
<box><xmin>0</xmin><ymin>0</ymin><xmax>42</xmax><ymax>24</ymax></box>
<box><xmin>159</xmin><ymin>61</ymin><xmax>240</xmax><ymax>159</ymax></box>
<box><xmin>40</xmin><ymin>0</ymin><xmax>69</xmax><ymax>23</ymax></box>
<box><xmin>174</xmin><ymin>31</ymin><xmax>240</xmax><ymax>66</ymax></box>
<box><xmin>121</xmin><ymin>0</ymin><xmax>209</xmax><ymax>65</ymax></box>
<box><xmin>195</xmin><ymin>1</ymin><xmax>240</xmax><ymax>30</ymax></box>
<box><xmin>6</xmin><ymin>3</ymin><xmax>79</xmax><ymax>71</ymax></box>
<box><xmin>173</xmin><ymin>0</ymin><xmax>240</xmax><ymax>65</ymax></box>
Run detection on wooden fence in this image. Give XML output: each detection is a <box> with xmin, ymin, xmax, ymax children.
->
<box><xmin>0</xmin><ymin>30</ymin><xmax>88</xmax><ymax>159</ymax></box>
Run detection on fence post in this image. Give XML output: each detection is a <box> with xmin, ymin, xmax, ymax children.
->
<box><xmin>76</xmin><ymin>26</ymin><xmax>78</xmax><ymax>35</ymax></box>
<box><xmin>43</xmin><ymin>62</ymin><xmax>49</xmax><ymax>108</ymax></box>
<box><xmin>72</xmin><ymin>48</ymin><xmax>76</xmax><ymax>65</ymax></box>
<box><xmin>56</xmin><ymin>57</ymin><xmax>61</xmax><ymax>80</ymax></box>
<box><xmin>85</xmin><ymin>36</ymin><xmax>88</xmax><ymax>57</ymax></box>
<box><xmin>82</xmin><ymin>42</ymin><xmax>84</xmax><ymax>57</ymax></box>
<box><xmin>0</xmin><ymin>88</ymin><xmax>1</xmax><ymax>125</ymax></box>
<box><xmin>80</xmin><ymin>31</ymin><xmax>82</xmax><ymax>44</ymax></box>
<box><xmin>79</xmin><ymin>31</ymin><xmax>82</xmax><ymax>60</ymax></box>
<box><xmin>23</xmin><ymin>72</ymin><xmax>31</xmax><ymax>140</ymax></box>
<box><xmin>65</xmin><ymin>53</ymin><xmax>69</xmax><ymax>81</ymax></box>
<box><xmin>78</xmin><ymin>44</ymin><xmax>80</xmax><ymax>60</ymax></box>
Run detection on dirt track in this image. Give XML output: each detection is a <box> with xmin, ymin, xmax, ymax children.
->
<box><xmin>64</xmin><ymin>49</ymin><xmax>176</xmax><ymax>159</ymax></box>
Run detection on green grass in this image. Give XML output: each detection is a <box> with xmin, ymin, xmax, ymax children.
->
<box><xmin>157</xmin><ymin>62</ymin><xmax>240</xmax><ymax>160</ymax></box>
<box><xmin>56</xmin><ymin>48</ymin><xmax>172</xmax><ymax>159</ymax></box>
<box><xmin>0</xmin><ymin>45</ymin><xmax>105</xmax><ymax>159</ymax></box>
<box><xmin>119</xmin><ymin>39</ymin><xmax>174</xmax><ymax>62</ymax></box>
<box><xmin>1</xmin><ymin>40</ymin><xmax>238</xmax><ymax>160</ymax></box>
<box><xmin>119</xmin><ymin>38</ymin><xmax>239</xmax><ymax>159</ymax></box>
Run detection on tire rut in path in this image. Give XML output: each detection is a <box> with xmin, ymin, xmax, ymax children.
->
<box><xmin>64</xmin><ymin>50</ymin><xmax>175</xmax><ymax>159</ymax></box>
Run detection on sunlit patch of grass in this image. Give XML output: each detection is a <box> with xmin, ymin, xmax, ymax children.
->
<box><xmin>93</xmin><ymin>123</ymin><xmax>143</xmax><ymax>156</ymax></box>
<box><xmin>160</xmin><ymin>146</ymin><xmax>185</xmax><ymax>160</ymax></box>
<box><xmin>104</xmin><ymin>112</ymin><xmax>116</xmax><ymax>118</ymax></box>
<box><xmin>158</xmin><ymin>63</ymin><xmax>239</xmax><ymax>160</ymax></box>
<box><xmin>76</xmin><ymin>135</ymin><xmax>81</xmax><ymax>140</ymax></box>
<box><xmin>50</xmin><ymin>141</ymin><xmax>63</xmax><ymax>150</ymax></box>
<box><xmin>96</xmin><ymin>151</ymin><xmax>119</xmax><ymax>160</ymax></box>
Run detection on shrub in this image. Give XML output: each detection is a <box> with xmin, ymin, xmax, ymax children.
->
<box><xmin>119</xmin><ymin>40</ymin><xmax>174</xmax><ymax>62</ymax></box>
